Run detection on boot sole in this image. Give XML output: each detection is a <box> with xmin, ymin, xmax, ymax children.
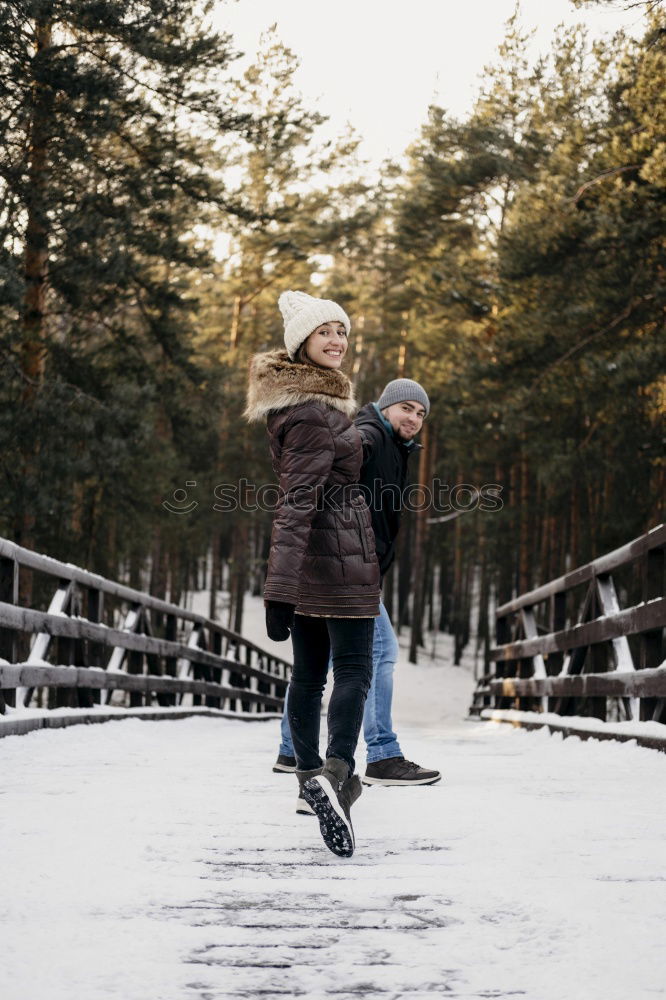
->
<box><xmin>272</xmin><ymin>763</ymin><xmax>297</xmax><ymax>773</ymax></box>
<box><xmin>362</xmin><ymin>774</ymin><xmax>442</xmax><ymax>786</ymax></box>
<box><xmin>296</xmin><ymin>796</ymin><xmax>315</xmax><ymax>815</ymax></box>
<box><xmin>302</xmin><ymin>776</ymin><xmax>354</xmax><ymax>857</ymax></box>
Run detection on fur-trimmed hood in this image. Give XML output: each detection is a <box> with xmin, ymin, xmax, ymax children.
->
<box><xmin>244</xmin><ymin>349</ymin><xmax>357</xmax><ymax>422</ymax></box>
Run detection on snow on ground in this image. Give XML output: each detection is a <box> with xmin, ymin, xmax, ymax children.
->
<box><xmin>2</xmin><ymin>716</ymin><xmax>665</xmax><ymax>1000</ymax></box>
<box><xmin>1</xmin><ymin>593</ymin><xmax>665</xmax><ymax>1000</ymax></box>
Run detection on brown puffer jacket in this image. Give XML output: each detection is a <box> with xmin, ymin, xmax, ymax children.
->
<box><xmin>245</xmin><ymin>349</ymin><xmax>380</xmax><ymax>618</ymax></box>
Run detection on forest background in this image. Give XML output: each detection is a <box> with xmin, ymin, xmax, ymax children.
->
<box><xmin>1</xmin><ymin>0</ymin><xmax>664</xmax><ymax>667</ymax></box>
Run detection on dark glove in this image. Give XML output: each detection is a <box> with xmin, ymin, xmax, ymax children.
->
<box><xmin>266</xmin><ymin>601</ymin><xmax>295</xmax><ymax>642</ymax></box>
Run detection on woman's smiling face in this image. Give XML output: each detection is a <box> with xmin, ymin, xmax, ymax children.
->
<box><xmin>303</xmin><ymin>321</ymin><xmax>348</xmax><ymax>368</ymax></box>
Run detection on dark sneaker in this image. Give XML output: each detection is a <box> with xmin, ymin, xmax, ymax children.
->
<box><xmin>273</xmin><ymin>753</ymin><xmax>297</xmax><ymax>773</ymax></box>
<box><xmin>363</xmin><ymin>756</ymin><xmax>441</xmax><ymax>786</ymax></box>
<box><xmin>302</xmin><ymin>757</ymin><xmax>362</xmax><ymax>858</ymax></box>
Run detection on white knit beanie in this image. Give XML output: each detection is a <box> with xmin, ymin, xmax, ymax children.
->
<box><xmin>278</xmin><ymin>290</ymin><xmax>351</xmax><ymax>360</ymax></box>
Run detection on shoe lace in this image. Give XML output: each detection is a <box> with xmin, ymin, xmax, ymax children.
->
<box><xmin>400</xmin><ymin>759</ymin><xmax>422</xmax><ymax>773</ymax></box>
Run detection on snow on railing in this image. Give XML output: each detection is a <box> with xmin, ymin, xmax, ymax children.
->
<box><xmin>0</xmin><ymin>538</ymin><xmax>290</xmax><ymax>739</ymax></box>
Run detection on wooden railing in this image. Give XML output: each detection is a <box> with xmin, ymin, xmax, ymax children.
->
<box><xmin>469</xmin><ymin>524</ymin><xmax>666</xmax><ymax>751</ymax></box>
<box><xmin>0</xmin><ymin>537</ymin><xmax>291</xmax><ymax>739</ymax></box>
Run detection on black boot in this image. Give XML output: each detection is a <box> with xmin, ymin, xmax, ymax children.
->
<box><xmin>302</xmin><ymin>757</ymin><xmax>362</xmax><ymax>858</ymax></box>
<box><xmin>295</xmin><ymin>766</ymin><xmax>321</xmax><ymax>815</ymax></box>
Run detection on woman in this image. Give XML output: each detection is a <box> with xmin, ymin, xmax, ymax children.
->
<box><xmin>244</xmin><ymin>289</ymin><xmax>380</xmax><ymax>858</ymax></box>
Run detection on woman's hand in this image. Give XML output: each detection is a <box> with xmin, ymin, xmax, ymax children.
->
<box><xmin>266</xmin><ymin>601</ymin><xmax>295</xmax><ymax>641</ymax></box>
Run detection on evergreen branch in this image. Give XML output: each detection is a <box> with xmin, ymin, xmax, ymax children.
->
<box><xmin>0</xmin><ymin>340</ymin><xmax>117</xmax><ymax>415</ymax></box>
<box><xmin>646</xmin><ymin>25</ymin><xmax>666</xmax><ymax>49</ymax></box>
<box><xmin>234</xmin><ymin>264</ymin><xmax>305</xmax><ymax>313</ymax></box>
<box><xmin>578</xmin><ymin>418</ymin><xmax>600</xmax><ymax>451</ymax></box>
<box><xmin>527</xmin><ymin>297</ymin><xmax>651</xmax><ymax>393</ymax></box>
<box><xmin>0</xmin><ymin>2</ymin><xmax>34</xmax><ymax>43</ymax></box>
<box><xmin>66</xmin><ymin>39</ymin><xmax>245</xmax><ymax>130</ymax></box>
<box><xmin>127</xmin><ymin>270</ymin><xmax>200</xmax><ymax>381</ymax></box>
<box><xmin>107</xmin><ymin>126</ymin><xmax>261</xmax><ymax>222</ymax></box>
<box><xmin>623</xmin><ymin>0</ymin><xmax>662</xmax><ymax>10</ymax></box>
<box><xmin>0</xmin><ymin>192</ymin><xmax>21</xmax><ymax>246</ymax></box>
<box><xmin>0</xmin><ymin>343</ymin><xmax>39</xmax><ymax>386</ymax></box>
<box><xmin>570</xmin><ymin>164</ymin><xmax>641</xmax><ymax>203</ymax></box>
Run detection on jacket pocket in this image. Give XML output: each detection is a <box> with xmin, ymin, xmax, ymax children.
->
<box><xmin>353</xmin><ymin>502</ymin><xmax>376</xmax><ymax>563</ymax></box>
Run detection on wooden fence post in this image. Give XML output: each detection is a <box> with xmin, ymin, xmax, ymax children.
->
<box><xmin>85</xmin><ymin>586</ymin><xmax>105</xmax><ymax>706</ymax></box>
<box><xmin>0</xmin><ymin>555</ymin><xmax>19</xmax><ymax>710</ymax></box>
<box><xmin>164</xmin><ymin>613</ymin><xmax>178</xmax><ymax>706</ymax></box>
<box><xmin>642</xmin><ymin>546</ymin><xmax>665</xmax><ymax>720</ymax></box>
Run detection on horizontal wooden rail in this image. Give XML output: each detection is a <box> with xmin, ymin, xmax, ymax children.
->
<box><xmin>490</xmin><ymin>598</ymin><xmax>665</xmax><ymax>661</ymax></box>
<box><xmin>489</xmin><ymin>664</ymin><xmax>666</xmax><ymax>700</ymax></box>
<box><xmin>495</xmin><ymin>523</ymin><xmax>666</xmax><ymax>618</ymax></box>
<box><xmin>0</xmin><ymin>663</ymin><xmax>283</xmax><ymax>707</ymax></box>
<box><xmin>0</xmin><ymin>537</ymin><xmax>279</xmax><ymax>660</ymax></box>
<box><xmin>0</xmin><ymin>602</ymin><xmax>288</xmax><ymax>689</ymax></box>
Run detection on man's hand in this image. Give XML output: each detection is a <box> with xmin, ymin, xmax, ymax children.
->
<box><xmin>265</xmin><ymin>601</ymin><xmax>295</xmax><ymax>641</ymax></box>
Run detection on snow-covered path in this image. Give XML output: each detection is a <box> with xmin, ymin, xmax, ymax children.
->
<box><xmin>2</xmin><ymin>713</ymin><xmax>665</xmax><ymax>1000</ymax></box>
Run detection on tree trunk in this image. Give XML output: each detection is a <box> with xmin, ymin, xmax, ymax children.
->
<box><xmin>452</xmin><ymin>496</ymin><xmax>465</xmax><ymax>665</ymax></box>
<box><xmin>169</xmin><ymin>548</ymin><xmax>182</xmax><ymax>607</ymax></box>
<box><xmin>228</xmin><ymin>518</ymin><xmax>249</xmax><ymax>635</ymax></box>
<box><xmin>253</xmin><ymin>521</ymin><xmax>270</xmax><ymax>597</ymax></box>
<box><xmin>496</xmin><ymin>461</ymin><xmax>513</xmax><ymax>606</ymax></box>
<box><xmin>149</xmin><ymin>528</ymin><xmax>168</xmax><ymax>602</ymax></box>
<box><xmin>538</xmin><ymin>494</ymin><xmax>551</xmax><ymax>588</ymax></box>
<box><xmin>351</xmin><ymin>314</ymin><xmax>365</xmax><ymax>378</ymax></box>
<box><xmin>518</xmin><ymin>445</ymin><xmax>530</xmax><ymax>595</ymax></box>
<box><xmin>229</xmin><ymin>294</ymin><xmax>242</xmax><ymax>349</ymax></box>
<box><xmin>209</xmin><ymin>529</ymin><xmax>221</xmax><ymax>619</ymax></box>
<box><xmin>21</xmin><ymin>17</ymin><xmax>52</xmax><ymax>399</ymax></box>
<box><xmin>129</xmin><ymin>550</ymin><xmax>142</xmax><ymax>591</ymax></box>
<box><xmin>438</xmin><ymin>547</ymin><xmax>451</xmax><ymax>633</ymax></box>
<box><xmin>426</xmin><ymin>554</ymin><xmax>435</xmax><ymax>633</ymax></box>
<box><xmin>570</xmin><ymin>484</ymin><xmax>580</xmax><ymax>572</ymax></box>
<box><xmin>397</xmin><ymin>520</ymin><xmax>412</xmax><ymax>630</ymax></box>
<box><xmin>17</xmin><ymin>16</ymin><xmax>53</xmax><ymax>603</ymax></box>
<box><xmin>476</xmin><ymin>521</ymin><xmax>491</xmax><ymax>679</ymax></box>
<box><xmin>408</xmin><ymin>426</ymin><xmax>434</xmax><ymax>663</ymax></box>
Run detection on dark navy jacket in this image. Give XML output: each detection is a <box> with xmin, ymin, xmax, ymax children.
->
<box><xmin>354</xmin><ymin>402</ymin><xmax>421</xmax><ymax>579</ymax></box>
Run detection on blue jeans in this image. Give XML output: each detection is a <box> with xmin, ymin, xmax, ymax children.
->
<box><xmin>279</xmin><ymin>601</ymin><xmax>402</xmax><ymax>764</ymax></box>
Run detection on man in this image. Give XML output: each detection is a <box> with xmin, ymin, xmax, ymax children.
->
<box><xmin>274</xmin><ymin>377</ymin><xmax>441</xmax><ymax>797</ymax></box>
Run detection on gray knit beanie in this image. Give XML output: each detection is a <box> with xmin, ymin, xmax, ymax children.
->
<box><xmin>377</xmin><ymin>378</ymin><xmax>430</xmax><ymax>417</ymax></box>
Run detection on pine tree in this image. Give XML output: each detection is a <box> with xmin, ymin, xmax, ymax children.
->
<box><xmin>0</xmin><ymin>0</ymin><xmax>249</xmax><ymax>576</ymax></box>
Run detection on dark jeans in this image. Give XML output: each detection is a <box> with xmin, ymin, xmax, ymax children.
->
<box><xmin>288</xmin><ymin>614</ymin><xmax>375</xmax><ymax>774</ymax></box>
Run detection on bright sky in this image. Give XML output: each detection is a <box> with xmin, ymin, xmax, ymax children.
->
<box><xmin>213</xmin><ymin>0</ymin><xmax>640</xmax><ymax>168</ymax></box>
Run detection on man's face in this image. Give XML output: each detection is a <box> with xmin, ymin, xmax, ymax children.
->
<box><xmin>382</xmin><ymin>400</ymin><xmax>426</xmax><ymax>440</ymax></box>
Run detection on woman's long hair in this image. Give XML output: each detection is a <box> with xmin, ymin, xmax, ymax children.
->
<box><xmin>294</xmin><ymin>341</ymin><xmax>312</xmax><ymax>366</ymax></box>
